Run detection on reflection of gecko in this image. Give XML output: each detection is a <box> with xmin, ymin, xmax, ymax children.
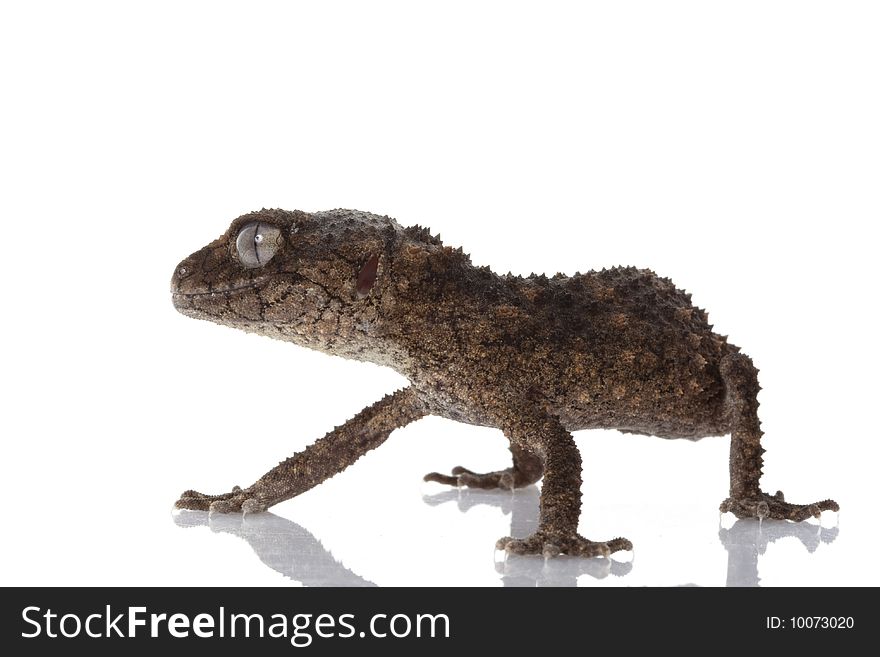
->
<box><xmin>174</xmin><ymin>511</ymin><xmax>376</xmax><ymax>587</ymax></box>
<box><xmin>720</xmin><ymin>519</ymin><xmax>838</xmax><ymax>587</ymax></box>
<box><xmin>171</xmin><ymin>208</ymin><xmax>838</xmax><ymax>557</ymax></box>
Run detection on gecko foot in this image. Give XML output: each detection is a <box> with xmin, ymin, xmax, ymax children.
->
<box><xmin>423</xmin><ymin>466</ymin><xmax>526</xmax><ymax>490</ymax></box>
<box><xmin>496</xmin><ymin>532</ymin><xmax>633</xmax><ymax>558</ymax></box>
<box><xmin>174</xmin><ymin>486</ymin><xmax>268</xmax><ymax>514</ymax></box>
<box><xmin>720</xmin><ymin>491</ymin><xmax>839</xmax><ymax>522</ymax></box>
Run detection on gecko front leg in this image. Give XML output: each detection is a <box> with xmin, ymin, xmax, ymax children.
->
<box><xmin>175</xmin><ymin>387</ymin><xmax>427</xmax><ymax>514</ymax></box>
<box><xmin>493</xmin><ymin>408</ymin><xmax>632</xmax><ymax>558</ymax></box>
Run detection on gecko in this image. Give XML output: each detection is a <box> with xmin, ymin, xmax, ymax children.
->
<box><xmin>171</xmin><ymin>208</ymin><xmax>838</xmax><ymax>557</ymax></box>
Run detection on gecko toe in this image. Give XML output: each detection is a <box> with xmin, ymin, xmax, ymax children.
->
<box><xmin>423</xmin><ymin>472</ymin><xmax>462</xmax><ymax>486</ymax></box>
<box><xmin>241</xmin><ymin>498</ymin><xmax>267</xmax><ymax>515</ymax></box>
<box><xmin>607</xmin><ymin>537</ymin><xmax>634</xmax><ymax>552</ymax></box>
<box><xmin>542</xmin><ymin>542</ymin><xmax>562</xmax><ymax>558</ymax></box>
<box><xmin>174</xmin><ymin>490</ymin><xmax>219</xmax><ymax>511</ymax></box>
<box><xmin>208</xmin><ymin>499</ymin><xmax>237</xmax><ymax>514</ymax></box>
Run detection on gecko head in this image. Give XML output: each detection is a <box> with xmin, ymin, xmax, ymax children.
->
<box><xmin>171</xmin><ymin>209</ymin><xmax>400</xmax><ymax>352</ymax></box>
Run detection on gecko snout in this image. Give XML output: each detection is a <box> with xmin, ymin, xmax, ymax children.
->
<box><xmin>170</xmin><ymin>260</ymin><xmax>190</xmax><ymax>294</ymax></box>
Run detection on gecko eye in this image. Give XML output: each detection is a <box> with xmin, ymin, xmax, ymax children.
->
<box><xmin>235</xmin><ymin>222</ymin><xmax>282</xmax><ymax>268</ymax></box>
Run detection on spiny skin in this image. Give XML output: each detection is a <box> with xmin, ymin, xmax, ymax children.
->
<box><xmin>172</xmin><ymin>208</ymin><xmax>838</xmax><ymax>557</ymax></box>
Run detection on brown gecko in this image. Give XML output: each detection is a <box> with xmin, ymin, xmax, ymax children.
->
<box><xmin>171</xmin><ymin>208</ymin><xmax>838</xmax><ymax>557</ymax></box>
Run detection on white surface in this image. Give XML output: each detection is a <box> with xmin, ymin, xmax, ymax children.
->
<box><xmin>1</xmin><ymin>1</ymin><xmax>877</xmax><ymax>587</ymax></box>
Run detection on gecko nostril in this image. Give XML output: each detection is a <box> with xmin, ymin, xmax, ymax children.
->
<box><xmin>171</xmin><ymin>264</ymin><xmax>191</xmax><ymax>294</ymax></box>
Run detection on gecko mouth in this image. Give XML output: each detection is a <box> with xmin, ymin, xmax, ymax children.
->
<box><xmin>171</xmin><ymin>273</ymin><xmax>313</xmax><ymax>327</ymax></box>
<box><xmin>172</xmin><ymin>280</ymin><xmax>265</xmax><ymax>300</ymax></box>
<box><xmin>171</xmin><ymin>272</ymin><xmax>336</xmax><ymax>331</ymax></box>
<box><xmin>171</xmin><ymin>279</ymin><xmax>267</xmax><ymax>323</ymax></box>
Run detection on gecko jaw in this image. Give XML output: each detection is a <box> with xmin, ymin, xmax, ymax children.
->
<box><xmin>171</xmin><ymin>283</ymin><xmax>264</xmax><ymax>324</ymax></box>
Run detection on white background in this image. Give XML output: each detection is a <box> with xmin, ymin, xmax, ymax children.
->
<box><xmin>2</xmin><ymin>1</ymin><xmax>878</xmax><ymax>587</ymax></box>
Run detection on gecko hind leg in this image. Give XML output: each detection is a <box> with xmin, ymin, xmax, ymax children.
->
<box><xmin>718</xmin><ymin>352</ymin><xmax>839</xmax><ymax>521</ymax></box>
<box><xmin>424</xmin><ymin>444</ymin><xmax>543</xmax><ymax>490</ymax></box>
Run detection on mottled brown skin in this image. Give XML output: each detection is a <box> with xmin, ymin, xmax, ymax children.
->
<box><xmin>172</xmin><ymin>208</ymin><xmax>838</xmax><ymax>557</ymax></box>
